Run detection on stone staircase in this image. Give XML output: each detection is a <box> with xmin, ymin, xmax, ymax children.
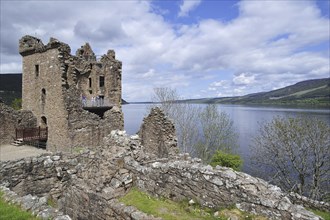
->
<box><xmin>12</xmin><ymin>138</ymin><xmax>24</xmax><ymax>146</ymax></box>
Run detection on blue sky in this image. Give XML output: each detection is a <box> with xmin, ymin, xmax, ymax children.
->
<box><xmin>0</xmin><ymin>0</ymin><xmax>329</xmax><ymax>101</ymax></box>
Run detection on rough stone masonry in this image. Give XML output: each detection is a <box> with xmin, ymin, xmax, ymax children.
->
<box><xmin>1</xmin><ymin>36</ymin><xmax>329</xmax><ymax>219</ymax></box>
<box><xmin>18</xmin><ymin>35</ymin><xmax>123</xmax><ymax>151</ymax></box>
<box><xmin>1</xmin><ymin>107</ymin><xmax>328</xmax><ymax>220</ymax></box>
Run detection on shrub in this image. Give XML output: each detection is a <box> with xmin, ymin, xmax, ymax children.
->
<box><xmin>210</xmin><ymin>150</ymin><xmax>243</xmax><ymax>171</ymax></box>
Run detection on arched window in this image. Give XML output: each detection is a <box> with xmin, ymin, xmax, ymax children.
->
<box><xmin>41</xmin><ymin>116</ymin><xmax>47</xmax><ymax>127</ymax></box>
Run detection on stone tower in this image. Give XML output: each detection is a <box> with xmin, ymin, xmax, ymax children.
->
<box><xmin>19</xmin><ymin>35</ymin><xmax>123</xmax><ymax>151</ymax></box>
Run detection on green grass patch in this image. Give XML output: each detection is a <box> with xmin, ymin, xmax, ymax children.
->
<box><xmin>308</xmin><ymin>208</ymin><xmax>330</xmax><ymax>220</ymax></box>
<box><xmin>119</xmin><ymin>187</ymin><xmax>267</xmax><ymax>220</ymax></box>
<box><xmin>0</xmin><ymin>191</ymin><xmax>39</xmax><ymax>220</ymax></box>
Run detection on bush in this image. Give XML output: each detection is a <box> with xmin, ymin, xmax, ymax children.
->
<box><xmin>11</xmin><ymin>98</ymin><xmax>22</xmax><ymax>110</ymax></box>
<box><xmin>210</xmin><ymin>150</ymin><xmax>243</xmax><ymax>171</ymax></box>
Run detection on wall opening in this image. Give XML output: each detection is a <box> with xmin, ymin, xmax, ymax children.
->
<box><xmin>99</xmin><ymin>76</ymin><xmax>105</xmax><ymax>88</ymax></box>
<box><xmin>35</xmin><ymin>64</ymin><xmax>40</xmax><ymax>77</ymax></box>
<box><xmin>89</xmin><ymin>78</ymin><xmax>92</xmax><ymax>88</ymax></box>
<box><xmin>41</xmin><ymin>116</ymin><xmax>47</xmax><ymax>127</ymax></box>
<box><xmin>41</xmin><ymin>88</ymin><xmax>46</xmax><ymax>113</ymax></box>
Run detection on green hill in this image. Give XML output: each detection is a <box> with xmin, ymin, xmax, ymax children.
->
<box><xmin>0</xmin><ymin>74</ymin><xmax>22</xmax><ymax>105</ymax></box>
<box><xmin>185</xmin><ymin>78</ymin><xmax>330</xmax><ymax>106</ymax></box>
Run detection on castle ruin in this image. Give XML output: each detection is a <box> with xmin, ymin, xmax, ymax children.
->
<box><xmin>0</xmin><ymin>36</ymin><xmax>328</xmax><ymax>219</ymax></box>
<box><xmin>18</xmin><ymin>35</ymin><xmax>123</xmax><ymax>151</ymax></box>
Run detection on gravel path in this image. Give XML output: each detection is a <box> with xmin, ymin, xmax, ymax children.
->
<box><xmin>0</xmin><ymin>144</ymin><xmax>47</xmax><ymax>161</ymax></box>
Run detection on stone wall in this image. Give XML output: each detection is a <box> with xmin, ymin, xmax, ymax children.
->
<box><xmin>1</xmin><ymin>107</ymin><xmax>328</xmax><ymax>220</ymax></box>
<box><xmin>18</xmin><ymin>35</ymin><xmax>123</xmax><ymax>151</ymax></box>
<box><xmin>0</xmin><ymin>132</ymin><xmax>159</xmax><ymax>220</ymax></box>
<box><xmin>129</xmin><ymin>157</ymin><xmax>325</xmax><ymax>219</ymax></box>
<box><xmin>0</xmin><ymin>103</ymin><xmax>36</xmax><ymax>145</ymax></box>
<box><xmin>138</xmin><ymin>107</ymin><xmax>178</xmax><ymax>158</ymax></box>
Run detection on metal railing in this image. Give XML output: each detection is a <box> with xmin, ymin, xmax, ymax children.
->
<box><xmin>16</xmin><ymin>126</ymin><xmax>48</xmax><ymax>142</ymax></box>
<box><xmin>82</xmin><ymin>98</ymin><xmax>114</xmax><ymax>107</ymax></box>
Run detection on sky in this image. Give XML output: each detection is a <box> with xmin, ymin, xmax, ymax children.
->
<box><xmin>0</xmin><ymin>0</ymin><xmax>329</xmax><ymax>101</ymax></box>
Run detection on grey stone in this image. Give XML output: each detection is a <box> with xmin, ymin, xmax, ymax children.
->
<box><xmin>54</xmin><ymin>215</ymin><xmax>72</xmax><ymax>220</ymax></box>
<box><xmin>43</xmin><ymin>158</ymin><xmax>53</xmax><ymax>168</ymax></box>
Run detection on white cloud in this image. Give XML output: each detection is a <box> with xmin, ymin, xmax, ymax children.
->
<box><xmin>0</xmin><ymin>0</ymin><xmax>329</xmax><ymax>101</ymax></box>
<box><xmin>141</xmin><ymin>69</ymin><xmax>155</xmax><ymax>78</ymax></box>
<box><xmin>178</xmin><ymin>0</ymin><xmax>202</xmax><ymax>17</ymax></box>
<box><xmin>210</xmin><ymin>80</ymin><xmax>227</xmax><ymax>87</ymax></box>
<box><xmin>0</xmin><ymin>62</ymin><xmax>21</xmax><ymax>73</ymax></box>
<box><xmin>233</xmin><ymin>73</ymin><xmax>256</xmax><ymax>86</ymax></box>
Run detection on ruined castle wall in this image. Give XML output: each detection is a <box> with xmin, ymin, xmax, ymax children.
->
<box><xmin>64</xmin><ymin>87</ymin><xmax>124</xmax><ymax>149</ymax></box>
<box><xmin>0</xmin><ymin>144</ymin><xmax>158</xmax><ymax>220</ymax></box>
<box><xmin>0</xmin><ymin>103</ymin><xmax>36</xmax><ymax>145</ymax></box>
<box><xmin>21</xmin><ymin>46</ymin><xmax>72</xmax><ymax>151</ymax></box>
<box><xmin>138</xmin><ymin>107</ymin><xmax>178</xmax><ymax>158</ymax></box>
<box><xmin>128</xmin><ymin>157</ymin><xmax>326</xmax><ymax>219</ymax></box>
<box><xmin>103</xmin><ymin>50</ymin><xmax>122</xmax><ymax>106</ymax></box>
<box><xmin>19</xmin><ymin>36</ymin><xmax>124</xmax><ymax>152</ymax></box>
<box><xmin>0</xmin><ymin>130</ymin><xmax>327</xmax><ymax>219</ymax></box>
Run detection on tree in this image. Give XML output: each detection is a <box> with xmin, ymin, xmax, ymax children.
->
<box><xmin>210</xmin><ymin>150</ymin><xmax>243</xmax><ymax>171</ymax></box>
<box><xmin>152</xmin><ymin>88</ymin><xmax>238</xmax><ymax>163</ymax></box>
<box><xmin>151</xmin><ymin>88</ymin><xmax>200</xmax><ymax>155</ymax></box>
<box><xmin>196</xmin><ymin>104</ymin><xmax>238</xmax><ymax>162</ymax></box>
<box><xmin>251</xmin><ymin>116</ymin><xmax>330</xmax><ymax>201</ymax></box>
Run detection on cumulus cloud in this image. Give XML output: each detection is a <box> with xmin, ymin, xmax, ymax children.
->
<box><xmin>233</xmin><ymin>73</ymin><xmax>256</xmax><ymax>86</ymax></box>
<box><xmin>0</xmin><ymin>0</ymin><xmax>329</xmax><ymax>101</ymax></box>
<box><xmin>178</xmin><ymin>0</ymin><xmax>202</xmax><ymax>17</ymax></box>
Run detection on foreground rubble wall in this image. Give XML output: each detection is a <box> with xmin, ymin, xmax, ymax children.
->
<box><xmin>0</xmin><ymin>109</ymin><xmax>328</xmax><ymax>219</ymax></box>
<box><xmin>0</xmin><ymin>133</ymin><xmax>328</xmax><ymax>219</ymax></box>
<box><xmin>129</xmin><ymin>156</ymin><xmax>328</xmax><ymax>219</ymax></box>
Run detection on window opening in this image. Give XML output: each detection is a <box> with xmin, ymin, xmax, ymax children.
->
<box><xmin>35</xmin><ymin>65</ymin><xmax>39</xmax><ymax>77</ymax></box>
<box><xmin>41</xmin><ymin>116</ymin><xmax>47</xmax><ymax>126</ymax></box>
<box><xmin>99</xmin><ymin>76</ymin><xmax>105</xmax><ymax>88</ymax></box>
<box><xmin>41</xmin><ymin>88</ymin><xmax>46</xmax><ymax>113</ymax></box>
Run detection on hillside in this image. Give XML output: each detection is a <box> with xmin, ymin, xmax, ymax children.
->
<box><xmin>0</xmin><ymin>73</ymin><xmax>129</xmax><ymax>105</ymax></box>
<box><xmin>0</xmin><ymin>74</ymin><xmax>22</xmax><ymax>105</ymax></box>
<box><xmin>185</xmin><ymin>78</ymin><xmax>330</xmax><ymax>106</ymax></box>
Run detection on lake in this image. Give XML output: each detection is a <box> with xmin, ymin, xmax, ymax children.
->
<box><xmin>122</xmin><ymin>103</ymin><xmax>330</xmax><ymax>174</ymax></box>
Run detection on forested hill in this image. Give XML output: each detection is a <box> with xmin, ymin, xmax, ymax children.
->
<box><xmin>0</xmin><ymin>73</ymin><xmax>128</xmax><ymax>105</ymax></box>
<box><xmin>184</xmin><ymin>78</ymin><xmax>330</xmax><ymax>106</ymax></box>
<box><xmin>0</xmin><ymin>74</ymin><xmax>22</xmax><ymax>105</ymax></box>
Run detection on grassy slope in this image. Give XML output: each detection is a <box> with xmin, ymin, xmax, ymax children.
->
<box><xmin>119</xmin><ymin>187</ymin><xmax>267</xmax><ymax>220</ymax></box>
<box><xmin>0</xmin><ymin>191</ymin><xmax>39</xmax><ymax>220</ymax></box>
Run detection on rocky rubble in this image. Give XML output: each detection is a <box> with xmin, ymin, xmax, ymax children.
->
<box><xmin>0</xmin><ymin>108</ymin><xmax>328</xmax><ymax>219</ymax></box>
<box><xmin>0</xmin><ymin>185</ymin><xmax>71</xmax><ymax>220</ymax></box>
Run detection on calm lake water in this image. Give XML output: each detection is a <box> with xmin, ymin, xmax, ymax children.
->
<box><xmin>122</xmin><ymin>104</ymin><xmax>330</xmax><ymax>174</ymax></box>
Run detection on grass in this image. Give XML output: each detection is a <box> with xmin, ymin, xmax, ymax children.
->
<box><xmin>119</xmin><ymin>187</ymin><xmax>267</xmax><ymax>220</ymax></box>
<box><xmin>309</xmin><ymin>208</ymin><xmax>330</xmax><ymax>220</ymax></box>
<box><xmin>0</xmin><ymin>191</ymin><xmax>39</xmax><ymax>220</ymax></box>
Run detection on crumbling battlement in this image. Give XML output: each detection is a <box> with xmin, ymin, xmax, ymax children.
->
<box><xmin>138</xmin><ymin>107</ymin><xmax>178</xmax><ymax>158</ymax></box>
<box><xmin>18</xmin><ymin>35</ymin><xmax>123</xmax><ymax>151</ymax></box>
